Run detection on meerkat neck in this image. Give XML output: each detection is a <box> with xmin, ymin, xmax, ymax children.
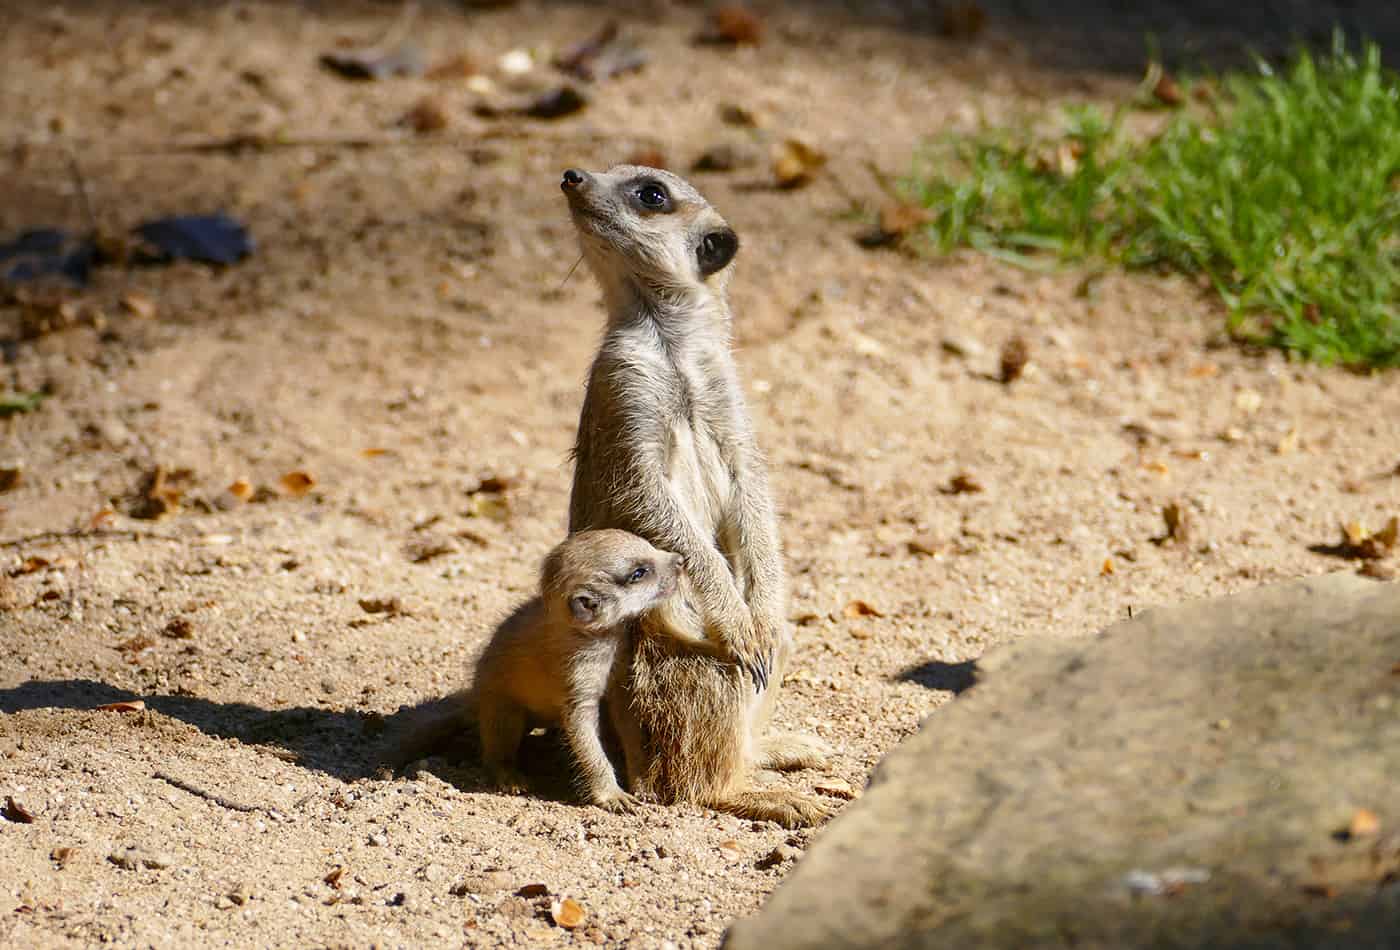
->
<box><xmin>603</xmin><ymin>277</ymin><xmax>732</xmax><ymax>347</ymax></box>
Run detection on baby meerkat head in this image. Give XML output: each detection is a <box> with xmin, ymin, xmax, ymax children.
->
<box><xmin>540</xmin><ymin>529</ymin><xmax>685</xmax><ymax>635</ymax></box>
<box><xmin>560</xmin><ymin>165</ymin><xmax>739</xmax><ymax>302</ymax></box>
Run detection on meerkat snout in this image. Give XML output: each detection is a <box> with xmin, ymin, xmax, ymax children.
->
<box><xmin>561</xmin><ymin>168</ymin><xmax>587</xmax><ymax>191</ymax></box>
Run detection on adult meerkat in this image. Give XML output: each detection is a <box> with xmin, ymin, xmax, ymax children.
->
<box><xmin>562</xmin><ymin>165</ymin><xmax>830</xmax><ymax>828</ymax></box>
<box><xmin>393</xmin><ymin>529</ymin><xmax>712</xmax><ymax>813</ymax></box>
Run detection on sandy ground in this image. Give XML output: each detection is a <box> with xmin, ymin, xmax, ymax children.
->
<box><xmin>2</xmin><ymin>2</ymin><xmax>1398</xmax><ymax>947</ymax></box>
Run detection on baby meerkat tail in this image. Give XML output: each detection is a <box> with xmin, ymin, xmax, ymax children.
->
<box><xmin>379</xmin><ymin>688</ymin><xmax>475</xmax><ymax>770</ymax></box>
<box><xmin>704</xmin><ymin>788</ymin><xmax>833</xmax><ymax>829</ymax></box>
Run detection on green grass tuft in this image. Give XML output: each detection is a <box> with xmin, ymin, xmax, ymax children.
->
<box><xmin>0</xmin><ymin>391</ymin><xmax>48</xmax><ymax>417</ymax></box>
<box><xmin>905</xmin><ymin>38</ymin><xmax>1400</xmax><ymax>368</ymax></box>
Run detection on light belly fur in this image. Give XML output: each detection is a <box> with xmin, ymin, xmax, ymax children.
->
<box><xmin>667</xmin><ymin>421</ymin><xmax>732</xmax><ymax>555</ymax></box>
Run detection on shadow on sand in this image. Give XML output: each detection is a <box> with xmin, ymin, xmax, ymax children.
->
<box><xmin>0</xmin><ymin>677</ymin><xmax>580</xmax><ymax>801</ymax></box>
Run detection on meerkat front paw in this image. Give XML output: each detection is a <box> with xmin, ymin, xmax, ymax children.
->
<box><xmin>722</xmin><ymin>618</ymin><xmax>771</xmax><ymax>690</ymax></box>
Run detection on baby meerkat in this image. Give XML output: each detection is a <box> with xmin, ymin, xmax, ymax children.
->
<box><xmin>562</xmin><ymin>165</ymin><xmax>831</xmax><ymax>828</ymax></box>
<box><xmin>394</xmin><ymin>529</ymin><xmax>710</xmax><ymax>813</ymax></box>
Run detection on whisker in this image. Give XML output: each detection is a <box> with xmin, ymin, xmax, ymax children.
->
<box><xmin>558</xmin><ymin>253</ymin><xmax>585</xmax><ymax>290</ymax></box>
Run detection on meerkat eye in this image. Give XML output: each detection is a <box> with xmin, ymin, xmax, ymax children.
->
<box><xmin>626</xmin><ymin>564</ymin><xmax>651</xmax><ymax>584</ymax></box>
<box><xmin>635</xmin><ymin>182</ymin><xmax>670</xmax><ymax>210</ymax></box>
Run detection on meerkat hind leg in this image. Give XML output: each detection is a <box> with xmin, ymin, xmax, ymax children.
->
<box><xmin>477</xmin><ymin>693</ymin><xmax>531</xmax><ymax>794</ymax></box>
<box><xmin>756</xmin><ymin>731</ymin><xmax>831</xmax><ymax>772</ymax></box>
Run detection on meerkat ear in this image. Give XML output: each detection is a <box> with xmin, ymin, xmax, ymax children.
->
<box><xmin>569</xmin><ymin>591</ymin><xmax>598</xmax><ymax>624</ymax></box>
<box><xmin>697</xmin><ymin>227</ymin><xmax>739</xmax><ymax>276</ymax></box>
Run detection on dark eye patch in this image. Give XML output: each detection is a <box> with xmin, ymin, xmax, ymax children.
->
<box><xmin>697</xmin><ymin>227</ymin><xmax>739</xmax><ymax>276</ymax></box>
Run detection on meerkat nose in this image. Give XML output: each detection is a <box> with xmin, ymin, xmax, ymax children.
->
<box><xmin>561</xmin><ymin>169</ymin><xmax>587</xmax><ymax>191</ymax></box>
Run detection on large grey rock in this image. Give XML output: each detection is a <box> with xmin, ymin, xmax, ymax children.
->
<box><xmin>726</xmin><ymin>574</ymin><xmax>1400</xmax><ymax>950</ymax></box>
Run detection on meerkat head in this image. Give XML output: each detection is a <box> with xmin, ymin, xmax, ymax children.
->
<box><xmin>540</xmin><ymin>529</ymin><xmax>685</xmax><ymax>635</ymax></box>
<box><xmin>560</xmin><ymin>165</ymin><xmax>739</xmax><ymax>306</ymax></box>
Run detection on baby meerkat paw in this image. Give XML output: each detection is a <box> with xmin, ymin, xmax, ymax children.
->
<box><xmin>488</xmin><ymin>766</ymin><xmax>531</xmax><ymax>796</ymax></box>
<box><xmin>592</xmin><ymin>788</ymin><xmax>642</xmax><ymax>814</ymax></box>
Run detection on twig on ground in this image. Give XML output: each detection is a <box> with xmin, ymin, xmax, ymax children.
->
<box><xmin>154</xmin><ymin>771</ymin><xmax>264</xmax><ymax>814</ymax></box>
<box><xmin>0</xmin><ymin>529</ymin><xmax>179</xmax><ymax>548</ymax></box>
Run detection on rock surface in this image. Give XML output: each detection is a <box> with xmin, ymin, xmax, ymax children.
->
<box><xmin>725</xmin><ymin>574</ymin><xmax>1400</xmax><ymax>950</ymax></box>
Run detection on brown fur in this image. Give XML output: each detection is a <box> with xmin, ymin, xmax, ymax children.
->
<box><xmin>391</xmin><ymin>529</ymin><xmax>711</xmax><ymax>813</ymax></box>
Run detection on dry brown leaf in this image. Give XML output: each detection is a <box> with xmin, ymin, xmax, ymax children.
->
<box><xmin>700</xmin><ymin>6</ymin><xmax>764</xmax><ymax>46</ymax></box>
<box><xmin>943</xmin><ymin>472</ymin><xmax>983</xmax><ymax>495</ymax></box>
<box><xmin>226</xmin><ymin>479</ymin><xmax>253</xmax><ymax>502</ymax></box>
<box><xmin>15</xmin><ymin>555</ymin><xmax>51</xmax><ymax>576</ymax></box>
<box><xmin>692</xmin><ymin>143</ymin><xmax>760</xmax><ymax>174</ymax></box>
<box><xmin>96</xmin><ymin>700</ymin><xmax>145</xmax><ymax>713</ymax></box>
<box><xmin>0</xmin><ymin>466</ymin><xmax>20</xmax><ymax>493</ymax></box>
<box><xmin>717</xmin><ymin>840</ymin><xmax>745</xmax><ymax>861</ymax></box>
<box><xmin>324</xmin><ymin>865</ymin><xmax>346</xmax><ymax>889</ymax></box>
<box><xmin>1159</xmin><ymin>503</ymin><xmax>1191</xmax><ymax>545</ymax></box>
<box><xmin>1332</xmin><ymin>516</ymin><xmax>1398</xmax><ymax>560</ymax></box>
<box><xmin>51</xmin><ymin>846</ymin><xmax>76</xmax><ymax>867</ymax></box>
<box><xmin>859</xmin><ymin>201</ymin><xmax>932</xmax><ymax>247</ymax></box>
<box><xmin>3</xmin><ymin>796</ymin><xmax>36</xmax><ymax>823</ymax></box>
<box><xmin>116</xmin><ymin>634</ymin><xmax>156</xmax><ymax>654</ymax></box>
<box><xmin>1188</xmin><ymin>362</ymin><xmax>1219</xmax><ymax>378</ymax></box>
<box><xmin>361</xmin><ymin>448</ymin><xmax>390</xmax><ymax>458</ymax></box>
<box><xmin>402</xmin><ymin>96</ymin><xmax>449</xmax><ymax>133</ymax></box>
<box><xmin>357</xmin><ymin>596</ymin><xmax>404</xmax><ymax>616</ymax></box>
<box><xmin>550</xmin><ymin>897</ymin><xmax>586</xmax><ymax>930</ymax></box>
<box><xmin>469</xmin><ymin>475</ymin><xmax>515</xmax><ymax>495</ymax></box>
<box><xmin>1101</xmin><ymin>557</ymin><xmax>1116</xmax><ymax>576</ymax></box>
<box><xmin>279</xmin><ymin>471</ymin><xmax>316</xmax><ymax>497</ymax></box>
<box><xmin>771</xmin><ymin>138</ymin><xmax>826</xmax><ymax>189</ymax></box>
<box><xmin>907</xmin><ymin>536</ymin><xmax>944</xmax><ymax>557</ymax></box>
<box><xmin>1143</xmin><ymin>460</ymin><xmax>1170</xmax><ymax>476</ymax></box>
<box><xmin>426</xmin><ymin>54</ymin><xmax>476</xmax><ymax>80</ymax></box>
<box><xmin>849</xmin><ymin>628</ymin><xmax>874</xmax><ymax>641</ymax></box>
<box><xmin>162</xmin><ymin>617</ymin><xmax>194</xmax><ymax>640</ymax></box>
<box><xmin>88</xmin><ymin>506</ymin><xmax>117</xmax><ymax>530</ymax></box>
<box><xmin>405</xmin><ymin>536</ymin><xmax>457</xmax><ymax>564</ymax></box>
<box><xmin>843</xmin><ymin>599</ymin><xmax>884</xmax><ymax>619</ymax></box>
<box><xmin>718</xmin><ymin>102</ymin><xmax>763</xmax><ymax>127</ymax></box>
<box><xmin>999</xmin><ymin>335</ymin><xmax>1030</xmax><ymax>384</ymax></box>
<box><xmin>516</xmin><ymin>883</ymin><xmax>550</xmax><ymax>898</ymax></box>
<box><xmin>1152</xmin><ymin>70</ymin><xmax>1184</xmax><ymax>106</ymax></box>
<box><xmin>132</xmin><ymin>465</ymin><xmax>194</xmax><ymax>520</ymax></box>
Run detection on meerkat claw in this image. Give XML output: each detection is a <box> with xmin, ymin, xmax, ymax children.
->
<box><xmin>595</xmin><ymin>790</ymin><xmax>642</xmax><ymax>814</ymax></box>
